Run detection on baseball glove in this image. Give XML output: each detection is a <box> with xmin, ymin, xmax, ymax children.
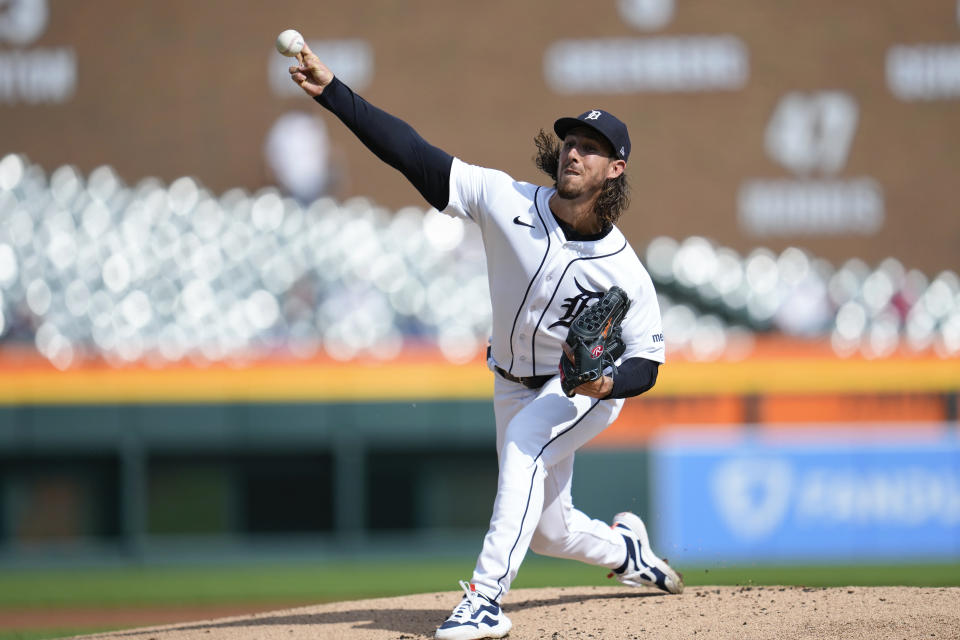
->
<box><xmin>559</xmin><ymin>286</ymin><xmax>631</xmax><ymax>397</ymax></box>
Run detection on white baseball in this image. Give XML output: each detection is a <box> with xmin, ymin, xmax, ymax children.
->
<box><xmin>275</xmin><ymin>29</ymin><xmax>304</xmax><ymax>57</ymax></box>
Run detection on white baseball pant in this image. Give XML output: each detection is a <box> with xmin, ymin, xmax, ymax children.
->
<box><xmin>471</xmin><ymin>374</ymin><xmax>631</xmax><ymax>602</ymax></box>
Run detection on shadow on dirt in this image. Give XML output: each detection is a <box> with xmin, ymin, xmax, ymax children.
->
<box><xmin>91</xmin><ymin>590</ymin><xmax>667</xmax><ymax>638</ymax></box>
<box><xmin>509</xmin><ymin>589</ymin><xmax>667</xmax><ymax>612</ymax></box>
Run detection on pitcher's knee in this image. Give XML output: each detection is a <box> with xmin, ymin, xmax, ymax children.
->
<box><xmin>499</xmin><ymin>437</ymin><xmax>545</xmax><ymax>468</ymax></box>
<box><xmin>529</xmin><ymin>530</ymin><xmax>553</xmax><ymax>555</ymax></box>
<box><xmin>529</xmin><ymin>526</ymin><xmax>571</xmax><ymax>557</ymax></box>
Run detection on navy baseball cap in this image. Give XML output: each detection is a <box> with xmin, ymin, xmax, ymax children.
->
<box><xmin>553</xmin><ymin>110</ymin><xmax>631</xmax><ymax>162</ymax></box>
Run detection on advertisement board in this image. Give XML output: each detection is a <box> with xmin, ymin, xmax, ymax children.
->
<box><xmin>651</xmin><ymin>425</ymin><xmax>960</xmax><ymax>564</ymax></box>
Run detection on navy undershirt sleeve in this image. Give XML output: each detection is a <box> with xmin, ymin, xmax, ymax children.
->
<box><xmin>313</xmin><ymin>77</ymin><xmax>659</xmax><ymax>400</ymax></box>
<box><xmin>314</xmin><ymin>77</ymin><xmax>453</xmax><ymax>211</ymax></box>
<box><xmin>609</xmin><ymin>357</ymin><xmax>659</xmax><ymax>399</ymax></box>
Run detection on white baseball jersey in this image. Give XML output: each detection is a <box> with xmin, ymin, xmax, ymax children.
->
<box><xmin>442</xmin><ymin>157</ymin><xmax>666</xmax><ymax>602</ymax></box>
<box><xmin>443</xmin><ymin>158</ymin><xmax>665</xmax><ymax>376</ymax></box>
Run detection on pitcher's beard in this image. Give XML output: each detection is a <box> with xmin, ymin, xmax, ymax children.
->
<box><xmin>556</xmin><ymin>175</ymin><xmax>585</xmax><ymax>200</ymax></box>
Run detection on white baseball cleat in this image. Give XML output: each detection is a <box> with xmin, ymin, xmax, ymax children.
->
<box><xmin>608</xmin><ymin>511</ymin><xmax>684</xmax><ymax>594</ymax></box>
<box><xmin>435</xmin><ymin>580</ymin><xmax>512</xmax><ymax>640</ymax></box>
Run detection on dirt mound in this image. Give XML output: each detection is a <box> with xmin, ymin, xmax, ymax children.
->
<box><xmin>67</xmin><ymin>585</ymin><xmax>959</xmax><ymax>640</ymax></box>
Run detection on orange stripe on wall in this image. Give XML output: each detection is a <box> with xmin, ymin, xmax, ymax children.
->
<box><xmin>588</xmin><ymin>391</ymin><xmax>953</xmax><ymax>447</ymax></box>
<box><xmin>761</xmin><ymin>393</ymin><xmax>947</xmax><ymax>424</ymax></box>
<box><xmin>592</xmin><ymin>395</ymin><xmax>746</xmax><ymax>447</ymax></box>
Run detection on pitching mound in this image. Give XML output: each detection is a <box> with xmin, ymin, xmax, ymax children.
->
<box><xmin>67</xmin><ymin>585</ymin><xmax>959</xmax><ymax>639</ymax></box>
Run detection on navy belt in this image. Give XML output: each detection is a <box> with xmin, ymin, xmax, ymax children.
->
<box><xmin>494</xmin><ymin>366</ymin><xmax>554</xmax><ymax>389</ymax></box>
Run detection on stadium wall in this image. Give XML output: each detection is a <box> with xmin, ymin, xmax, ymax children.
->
<box><xmin>0</xmin><ymin>347</ymin><xmax>956</xmax><ymax>565</ymax></box>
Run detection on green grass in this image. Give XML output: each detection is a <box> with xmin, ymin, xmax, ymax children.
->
<box><xmin>2</xmin><ymin>558</ymin><xmax>957</xmax><ymax>609</ymax></box>
<box><xmin>1</xmin><ymin>558</ymin><xmax>957</xmax><ymax>640</ymax></box>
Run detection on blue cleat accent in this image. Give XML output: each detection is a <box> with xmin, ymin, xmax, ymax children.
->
<box><xmin>435</xmin><ymin>580</ymin><xmax>512</xmax><ymax>640</ymax></box>
<box><xmin>609</xmin><ymin>511</ymin><xmax>684</xmax><ymax>594</ymax></box>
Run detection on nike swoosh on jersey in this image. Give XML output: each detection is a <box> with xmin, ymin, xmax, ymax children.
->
<box><xmin>512</xmin><ymin>216</ymin><xmax>536</xmax><ymax>229</ymax></box>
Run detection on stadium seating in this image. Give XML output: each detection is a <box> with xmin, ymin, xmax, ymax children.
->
<box><xmin>0</xmin><ymin>153</ymin><xmax>956</xmax><ymax>369</ymax></box>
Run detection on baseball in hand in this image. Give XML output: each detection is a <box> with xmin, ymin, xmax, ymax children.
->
<box><xmin>275</xmin><ymin>29</ymin><xmax>304</xmax><ymax>56</ymax></box>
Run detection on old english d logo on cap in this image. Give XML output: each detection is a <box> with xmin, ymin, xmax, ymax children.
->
<box><xmin>553</xmin><ymin>109</ymin><xmax>631</xmax><ymax>161</ymax></box>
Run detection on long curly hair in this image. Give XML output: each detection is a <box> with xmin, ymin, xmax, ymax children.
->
<box><xmin>533</xmin><ymin>129</ymin><xmax>631</xmax><ymax>228</ymax></box>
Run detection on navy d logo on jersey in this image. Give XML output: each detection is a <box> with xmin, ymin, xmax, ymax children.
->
<box><xmin>549</xmin><ymin>279</ymin><xmax>605</xmax><ymax>329</ymax></box>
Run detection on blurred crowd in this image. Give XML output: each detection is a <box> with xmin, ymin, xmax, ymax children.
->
<box><xmin>0</xmin><ymin>153</ymin><xmax>957</xmax><ymax>369</ymax></box>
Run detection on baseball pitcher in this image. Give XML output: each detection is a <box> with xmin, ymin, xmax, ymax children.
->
<box><xmin>289</xmin><ymin>43</ymin><xmax>682</xmax><ymax>640</ymax></box>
